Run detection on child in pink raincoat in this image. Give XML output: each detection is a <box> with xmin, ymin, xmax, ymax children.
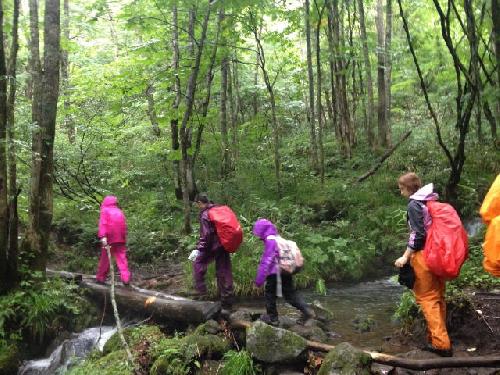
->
<box><xmin>96</xmin><ymin>195</ymin><xmax>131</xmax><ymax>285</ymax></box>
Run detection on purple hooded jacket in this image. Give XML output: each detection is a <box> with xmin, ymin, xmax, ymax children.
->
<box><xmin>253</xmin><ymin>219</ymin><xmax>280</xmax><ymax>287</ymax></box>
<box><xmin>98</xmin><ymin>195</ymin><xmax>128</xmax><ymax>244</ymax></box>
<box><xmin>196</xmin><ymin>204</ymin><xmax>223</xmax><ymax>253</ymax></box>
<box><xmin>407</xmin><ymin>183</ymin><xmax>438</xmax><ymax>250</ymax></box>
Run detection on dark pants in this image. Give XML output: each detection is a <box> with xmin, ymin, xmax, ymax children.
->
<box><xmin>265</xmin><ymin>274</ymin><xmax>309</xmax><ymax>319</ymax></box>
<box><xmin>193</xmin><ymin>247</ymin><xmax>234</xmax><ymax>309</ymax></box>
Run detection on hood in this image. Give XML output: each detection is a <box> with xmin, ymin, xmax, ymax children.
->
<box><xmin>252</xmin><ymin>218</ymin><xmax>278</xmax><ymax>240</ymax></box>
<box><xmin>410</xmin><ymin>183</ymin><xmax>439</xmax><ymax>201</ymax></box>
<box><xmin>101</xmin><ymin>195</ymin><xmax>118</xmax><ymax>209</ymax></box>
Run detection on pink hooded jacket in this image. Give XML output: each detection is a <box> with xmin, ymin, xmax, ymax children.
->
<box><xmin>98</xmin><ymin>195</ymin><xmax>128</xmax><ymax>245</ymax></box>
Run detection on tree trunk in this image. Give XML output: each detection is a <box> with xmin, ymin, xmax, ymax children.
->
<box><xmin>180</xmin><ymin>4</ymin><xmax>211</xmax><ymax>234</ymax></box>
<box><xmin>219</xmin><ymin>8</ymin><xmax>230</xmax><ymax>178</ymax></box>
<box><xmin>0</xmin><ymin>0</ymin><xmax>9</xmax><ymax>293</ymax></box>
<box><xmin>145</xmin><ymin>85</ymin><xmax>160</xmax><ymax>137</ymax></box>
<box><xmin>228</xmin><ymin>62</ymin><xmax>238</xmax><ymax>167</ymax></box>
<box><xmin>305</xmin><ymin>0</ymin><xmax>318</xmax><ymax>170</ymax></box>
<box><xmin>492</xmin><ymin>0</ymin><xmax>500</xmax><ymax>143</ymax></box>
<box><xmin>171</xmin><ymin>2</ymin><xmax>182</xmax><ymax>200</ymax></box>
<box><xmin>23</xmin><ymin>0</ymin><xmax>61</xmax><ymax>273</ymax></box>
<box><xmin>357</xmin><ymin>0</ymin><xmax>375</xmax><ymax>147</ymax></box>
<box><xmin>385</xmin><ymin>0</ymin><xmax>393</xmax><ymax>146</ymax></box>
<box><xmin>251</xmin><ymin>12</ymin><xmax>282</xmax><ymax>197</ymax></box>
<box><xmin>7</xmin><ymin>0</ymin><xmax>20</xmax><ymax>289</ymax></box>
<box><xmin>376</xmin><ymin>0</ymin><xmax>387</xmax><ymax>148</ymax></box>
<box><xmin>61</xmin><ymin>0</ymin><xmax>74</xmax><ymax>143</ymax></box>
<box><xmin>315</xmin><ymin>0</ymin><xmax>325</xmax><ymax>182</ymax></box>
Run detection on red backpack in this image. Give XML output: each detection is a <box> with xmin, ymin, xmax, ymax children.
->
<box><xmin>208</xmin><ymin>206</ymin><xmax>243</xmax><ymax>253</ymax></box>
<box><xmin>423</xmin><ymin>200</ymin><xmax>468</xmax><ymax>279</ymax></box>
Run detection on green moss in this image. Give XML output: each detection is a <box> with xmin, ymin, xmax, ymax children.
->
<box><xmin>182</xmin><ymin>334</ymin><xmax>229</xmax><ymax>357</ymax></box>
<box><xmin>317</xmin><ymin>342</ymin><xmax>372</xmax><ymax>375</ymax></box>
<box><xmin>66</xmin><ymin>350</ymin><xmax>134</xmax><ymax>375</ymax></box>
<box><xmin>103</xmin><ymin>325</ymin><xmax>165</xmax><ymax>355</ymax></box>
<box><xmin>0</xmin><ymin>344</ymin><xmax>19</xmax><ymax>375</ymax></box>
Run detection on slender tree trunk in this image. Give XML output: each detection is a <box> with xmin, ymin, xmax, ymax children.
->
<box><xmin>0</xmin><ymin>0</ymin><xmax>9</xmax><ymax>293</ymax></box>
<box><xmin>228</xmin><ymin>63</ymin><xmax>238</xmax><ymax>167</ymax></box>
<box><xmin>171</xmin><ymin>2</ymin><xmax>182</xmax><ymax>200</ymax></box>
<box><xmin>376</xmin><ymin>0</ymin><xmax>387</xmax><ymax>148</ymax></box>
<box><xmin>180</xmin><ymin>4</ymin><xmax>211</xmax><ymax>233</ymax></box>
<box><xmin>251</xmin><ymin>13</ymin><xmax>282</xmax><ymax>197</ymax></box>
<box><xmin>315</xmin><ymin>0</ymin><xmax>325</xmax><ymax>182</ymax></box>
<box><xmin>357</xmin><ymin>0</ymin><xmax>375</xmax><ymax>147</ymax></box>
<box><xmin>492</xmin><ymin>0</ymin><xmax>500</xmax><ymax>143</ymax></box>
<box><xmin>145</xmin><ymin>85</ymin><xmax>160</xmax><ymax>137</ymax></box>
<box><xmin>219</xmin><ymin>8</ymin><xmax>230</xmax><ymax>178</ymax></box>
<box><xmin>61</xmin><ymin>0</ymin><xmax>73</xmax><ymax>142</ymax></box>
<box><xmin>385</xmin><ymin>0</ymin><xmax>393</xmax><ymax>146</ymax></box>
<box><xmin>7</xmin><ymin>0</ymin><xmax>20</xmax><ymax>288</ymax></box>
<box><xmin>305</xmin><ymin>0</ymin><xmax>318</xmax><ymax>170</ymax></box>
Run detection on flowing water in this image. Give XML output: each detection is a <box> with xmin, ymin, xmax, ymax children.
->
<box><xmin>18</xmin><ymin>326</ymin><xmax>116</xmax><ymax>375</ymax></box>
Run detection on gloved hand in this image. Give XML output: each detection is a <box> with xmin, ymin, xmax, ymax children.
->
<box><xmin>100</xmin><ymin>237</ymin><xmax>108</xmax><ymax>247</ymax></box>
<box><xmin>188</xmin><ymin>249</ymin><xmax>200</xmax><ymax>262</ymax></box>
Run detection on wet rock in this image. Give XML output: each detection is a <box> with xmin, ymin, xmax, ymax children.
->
<box><xmin>352</xmin><ymin>315</ymin><xmax>376</xmax><ymax>333</ymax></box>
<box><xmin>246</xmin><ymin>321</ymin><xmax>307</xmax><ymax>364</ymax></box>
<box><xmin>289</xmin><ymin>324</ymin><xmax>328</xmax><ymax>342</ymax></box>
<box><xmin>317</xmin><ymin>342</ymin><xmax>372</xmax><ymax>375</ymax></box>
<box><xmin>312</xmin><ymin>300</ymin><xmax>335</xmax><ymax>322</ymax></box>
<box><xmin>230</xmin><ymin>309</ymin><xmax>254</xmax><ymax>322</ymax></box>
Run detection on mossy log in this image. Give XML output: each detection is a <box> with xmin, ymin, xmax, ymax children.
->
<box><xmin>230</xmin><ymin>320</ymin><xmax>500</xmax><ymax>371</ymax></box>
<box><xmin>48</xmin><ymin>270</ymin><xmax>220</xmax><ymax>324</ymax></box>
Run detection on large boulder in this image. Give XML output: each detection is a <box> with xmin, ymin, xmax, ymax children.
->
<box><xmin>246</xmin><ymin>321</ymin><xmax>307</xmax><ymax>364</ymax></box>
<box><xmin>318</xmin><ymin>342</ymin><xmax>372</xmax><ymax>375</ymax></box>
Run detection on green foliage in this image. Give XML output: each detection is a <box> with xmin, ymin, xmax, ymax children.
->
<box><xmin>393</xmin><ymin>291</ymin><xmax>420</xmax><ymax>332</ymax></box>
<box><xmin>221</xmin><ymin>350</ymin><xmax>260</xmax><ymax>375</ymax></box>
<box><xmin>0</xmin><ymin>278</ymin><xmax>83</xmax><ymax>344</ymax></box>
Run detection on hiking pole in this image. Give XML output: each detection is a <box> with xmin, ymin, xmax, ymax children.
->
<box><xmin>105</xmin><ymin>244</ymin><xmax>134</xmax><ymax>365</ymax></box>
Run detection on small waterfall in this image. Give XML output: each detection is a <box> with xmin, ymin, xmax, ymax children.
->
<box><xmin>18</xmin><ymin>326</ymin><xmax>116</xmax><ymax>375</ymax></box>
<box><xmin>464</xmin><ymin>217</ymin><xmax>484</xmax><ymax>237</ymax></box>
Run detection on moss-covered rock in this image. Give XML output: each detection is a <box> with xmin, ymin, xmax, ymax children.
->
<box><xmin>66</xmin><ymin>349</ymin><xmax>134</xmax><ymax>375</ymax></box>
<box><xmin>317</xmin><ymin>342</ymin><xmax>372</xmax><ymax>375</ymax></box>
<box><xmin>289</xmin><ymin>324</ymin><xmax>327</xmax><ymax>342</ymax></box>
<box><xmin>0</xmin><ymin>344</ymin><xmax>19</xmax><ymax>375</ymax></box>
<box><xmin>103</xmin><ymin>325</ymin><xmax>165</xmax><ymax>355</ymax></box>
<box><xmin>183</xmin><ymin>334</ymin><xmax>230</xmax><ymax>357</ymax></box>
<box><xmin>246</xmin><ymin>321</ymin><xmax>307</xmax><ymax>364</ymax></box>
<box><xmin>192</xmin><ymin>320</ymin><xmax>221</xmax><ymax>335</ymax></box>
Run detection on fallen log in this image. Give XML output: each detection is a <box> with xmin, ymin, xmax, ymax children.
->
<box><xmin>48</xmin><ymin>269</ymin><xmax>220</xmax><ymax>324</ymax></box>
<box><xmin>230</xmin><ymin>320</ymin><xmax>500</xmax><ymax>371</ymax></box>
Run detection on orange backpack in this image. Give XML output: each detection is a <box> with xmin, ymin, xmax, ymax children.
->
<box><xmin>423</xmin><ymin>201</ymin><xmax>468</xmax><ymax>279</ymax></box>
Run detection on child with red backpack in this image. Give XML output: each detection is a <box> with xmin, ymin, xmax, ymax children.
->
<box><xmin>394</xmin><ymin>173</ymin><xmax>466</xmax><ymax>357</ymax></box>
<box><xmin>252</xmin><ymin>218</ymin><xmax>315</xmax><ymax>326</ymax></box>
<box><xmin>189</xmin><ymin>193</ymin><xmax>238</xmax><ymax>314</ymax></box>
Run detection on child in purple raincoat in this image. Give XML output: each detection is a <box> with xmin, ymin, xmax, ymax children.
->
<box><xmin>191</xmin><ymin>193</ymin><xmax>234</xmax><ymax>312</ymax></box>
<box><xmin>252</xmin><ymin>218</ymin><xmax>314</xmax><ymax>326</ymax></box>
<box><xmin>96</xmin><ymin>195</ymin><xmax>131</xmax><ymax>285</ymax></box>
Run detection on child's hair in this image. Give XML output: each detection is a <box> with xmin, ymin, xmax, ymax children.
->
<box><xmin>398</xmin><ymin>173</ymin><xmax>422</xmax><ymax>194</ymax></box>
<box><xmin>194</xmin><ymin>192</ymin><xmax>211</xmax><ymax>204</ymax></box>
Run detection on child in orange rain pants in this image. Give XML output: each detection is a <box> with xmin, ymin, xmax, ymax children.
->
<box><xmin>394</xmin><ymin>173</ymin><xmax>452</xmax><ymax>357</ymax></box>
<box><xmin>480</xmin><ymin>174</ymin><xmax>500</xmax><ymax>277</ymax></box>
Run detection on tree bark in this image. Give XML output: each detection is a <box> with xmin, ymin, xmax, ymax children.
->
<box><xmin>171</xmin><ymin>2</ymin><xmax>182</xmax><ymax>200</ymax></box>
<box><xmin>61</xmin><ymin>0</ymin><xmax>74</xmax><ymax>143</ymax></box>
<box><xmin>376</xmin><ymin>0</ymin><xmax>387</xmax><ymax>148</ymax></box>
<box><xmin>23</xmin><ymin>0</ymin><xmax>61</xmax><ymax>273</ymax></box>
<box><xmin>219</xmin><ymin>8</ymin><xmax>230</xmax><ymax>178</ymax></box>
<box><xmin>385</xmin><ymin>0</ymin><xmax>393</xmax><ymax>146</ymax></box>
<box><xmin>180</xmin><ymin>4</ymin><xmax>211</xmax><ymax>233</ymax></box>
<box><xmin>145</xmin><ymin>84</ymin><xmax>160</xmax><ymax>137</ymax></box>
<box><xmin>305</xmin><ymin>0</ymin><xmax>318</xmax><ymax>170</ymax></box>
<box><xmin>0</xmin><ymin>0</ymin><xmax>9</xmax><ymax>293</ymax></box>
<box><xmin>492</xmin><ymin>0</ymin><xmax>500</xmax><ymax>143</ymax></box>
<box><xmin>7</xmin><ymin>0</ymin><xmax>20</xmax><ymax>289</ymax></box>
<box><xmin>357</xmin><ymin>0</ymin><xmax>375</xmax><ymax>147</ymax></box>
<box><xmin>314</xmin><ymin>0</ymin><xmax>325</xmax><ymax>182</ymax></box>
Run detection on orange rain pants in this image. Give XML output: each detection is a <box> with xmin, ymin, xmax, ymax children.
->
<box><xmin>411</xmin><ymin>250</ymin><xmax>451</xmax><ymax>350</ymax></box>
<box><xmin>480</xmin><ymin>174</ymin><xmax>500</xmax><ymax>277</ymax></box>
